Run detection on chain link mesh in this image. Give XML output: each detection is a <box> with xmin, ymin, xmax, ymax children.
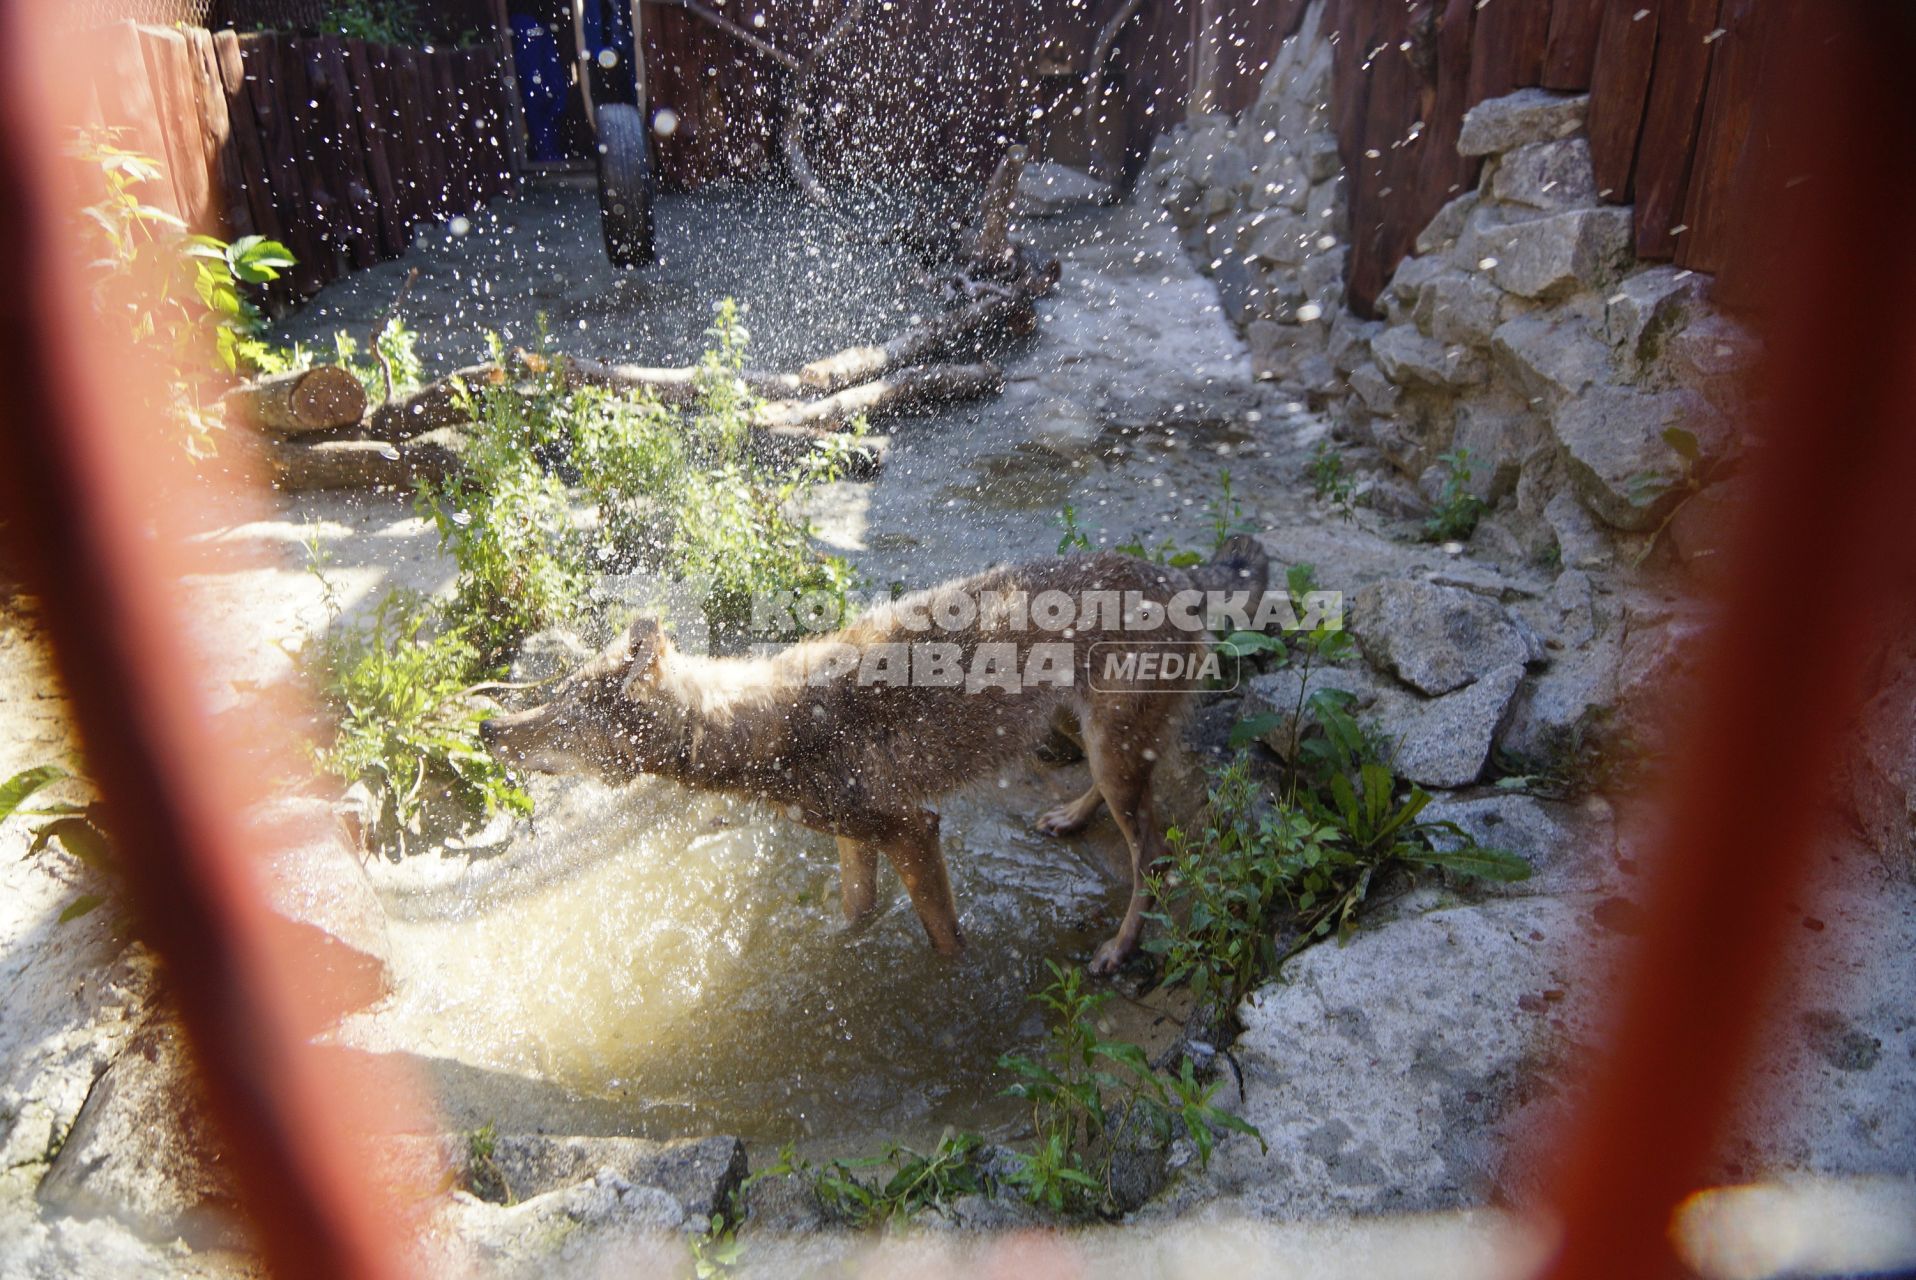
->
<box><xmin>60</xmin><ymin>0</ymin><xmax>214</xmax><ymax>27</ymax></box>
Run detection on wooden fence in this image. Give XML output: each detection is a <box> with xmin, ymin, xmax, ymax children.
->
<box><xmin>630</xmin><ymin>0</ymin><xmax>1769</xmax><ymax>312</ymax></box>
<box><xmin>81</xmin><ymin>21</ymin><xmax>516</xmax><ymax>300</ymax></box>
<box><xmin>74</xmin><ymin>2</ymin><xmax>1766</xmax><ymax>314</ymax></box>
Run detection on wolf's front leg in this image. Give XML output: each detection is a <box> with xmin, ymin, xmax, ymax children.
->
<box><xmin>835</xmin><ymin>836</ymin><xmax>881</xmax><ymax>931</ymax></box>
<box><xmin>835</xmin><ymin>808</ymin><xmax>962</xmax><ymax>955</ymax></box>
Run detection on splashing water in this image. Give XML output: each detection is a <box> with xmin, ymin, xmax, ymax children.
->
<box><xmin>359</xmin><ymin>768</ymin><xmax>1138</xmax><ymax>1146</ymax></box>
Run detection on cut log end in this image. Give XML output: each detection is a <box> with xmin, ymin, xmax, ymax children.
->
<box><xmin>227</xmin><ymin>364</ymin><xmax>369</xmax><ymax>436</ymax></box>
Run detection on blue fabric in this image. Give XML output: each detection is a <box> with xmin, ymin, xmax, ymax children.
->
<box><xmin>511</xmin><ymin>13</ymin><xmax>567</xmax><ymax>162</ymax></box>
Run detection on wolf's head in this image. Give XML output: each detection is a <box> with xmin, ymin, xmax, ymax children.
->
<box><xmin>479</xmin><ymin>617</ymin><xmax>682</xmax><ymax>782</ymax></box>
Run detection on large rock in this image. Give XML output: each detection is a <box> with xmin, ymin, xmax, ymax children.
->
<box><xmin>1371</xmin><ymin>324</ymin><xmax>1486</xmax><ymax>389</ymax></box>
<box><xmin>1492</xmin><ymin>310</ymin><xmax>1618</xmax><ymax>409</ymax></box>
<box><xmin>1383</xmin><ymin>663</ymin><xmax>1527</xmax><ymax>788</ymax></box>
<box><xmin>1421</xmin><ymin>792</ymin><xmax>1618</xmax><ymax>895</ymax></box>
<box><xmin>442</xmin><ymin>1170</ymin><xmax>688</xmax><ymax>1277</ymax></box>
<box><xmin>1551</xmin><ymin>385</ymin><xmax>1713</xmax><ymax>530</ymax></box>
<box><xmin>1497</xmin><ymin>634</ymin><xmax>1622</xmax><ymax>763</ymax></box>
<box><xmin>1415</xmin><ymin>191</ymin><xmax>1480</xmax><ymax>256</ymax></box>
<box><xmin>1602</xmin><ymin>264</ymin><xmax>1709</xmax><ymax>373</ymax></box>
<box><xmin>1247</xmin><ymin>658</ymin><xmax>1525</xmax><ymax>789</ymax></box>
<box><xmin>1543</xmin><ymin>490</ymin><xmax>1614</xmax><ymax>569</ymax></box>
<box><xmin>1488</xmin><ymin>138</ymin><xmax>1598</xmax><ymax>211</ymax></box>
<box><xmin>1351</xmin><ymin>580</ymin><xmax>1532</xmax><ymax>696</ymax></box>
<box><xmin>1457</xmin><ymin>89</ymin><xmax>1589</xmax><ymax>158</ymax></box>
<box><xmin>36</xmin><ymin>1017</ymin><xmax>244</xmax><ymax>1249</ymax></box>
<box><xmin>1412</xmin><ymin>268</ymin><xmax>1504</xmax><ymax>348</ymax></box>
<box><xmin>456</xmin><ymin>1134</ymin><xmax>746</xmax><ymax>1215</ymax></box>
<box><xmin>1450</xmin><ymin>396</ymin><xmax>1541</xmax><ymax>502</ymax></box>
<box><xmin>1486</xmin><ymin>207</ymin><xmax>1633</xmax><ymax>300</ymax></box>
<box><xmin>1194</xmin><ymin>896</ymin><xmax>1610</xmax><ymax>1219</ymax></box>
<box><xmin>1245</xmin><ymin>209</ymin><xmax>1312</xmax><ymax>267</ymax></box>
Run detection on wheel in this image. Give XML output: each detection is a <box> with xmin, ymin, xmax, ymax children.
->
<box><xmin>596</xmin><ymin>102</ymin><xmax>655</xmax><ymax>268</ymax></box>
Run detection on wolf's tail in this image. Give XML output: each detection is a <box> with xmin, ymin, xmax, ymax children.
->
<box><xmin>1188</xmin><ymin>533</ymin><xmax>1271</xmax><ymax>598</ymax></box>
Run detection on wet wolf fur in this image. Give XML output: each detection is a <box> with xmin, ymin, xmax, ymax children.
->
<box><xmin>481</xmin><ymin>536</ymin><xmax>1270</xmax><ymax>974</ymax></box>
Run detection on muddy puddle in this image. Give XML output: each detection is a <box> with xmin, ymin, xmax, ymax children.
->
<box><xmin>357</xmin><ymin>764</ymin><xmax>1188</xmax><ymax>1155</ymax></box>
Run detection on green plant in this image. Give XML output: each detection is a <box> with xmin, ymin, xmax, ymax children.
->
<box><xmin>1422</xmin><ymin>448</ymin><xmax>1487</xmax><ymax>543</ymax></box>
<box><xmin>752</xmin><ymin>1130</ymin><xmax>987</xmax><ymax>1229</ymax></box>
<box><xmin>689</xmin><ymin>1209</ymin><xmax>746</xmax><ymax>1277</ymax></box>
<box><xmin>3</xmin><ymin>763</ymin><xmax>119</xmax><ymax>926</ymax></box>
<box><xmin>71</xmin><ymin>128</ymin><xmax>294</xmax><ymax>456</ymax></box>
<box><xmin>1055</xmin><ymin>503</ymin><xmax>1092</xmax><ymax>553</ymax></box>
<box><xmin>998</xmin><ymin>962</ymin><xmax>1260</xmax><ymax>1214</ymax></box>
<box><xmin>1307</xmin><ymin>440</ymin><xmax>1356</xmax><ymax>517</ymax></box>
<box><xmin>1205</xmin><ymin>470</ymin><xmax>1257</xmax><ymax>550</ymax></box>
<box><xmin>311</xmin><ymin>0</ymin><xmax>424</xmax><ymax>43</ymax></box>
<box><xmin>464</xmin><ymin>1122</ymin><xmax>514</xmax><ymax>1204</ymax></box>
<box><xmin>311</xmin><ymin>590</ymin><xmax>529</xmax><ymax>852</ymax></box>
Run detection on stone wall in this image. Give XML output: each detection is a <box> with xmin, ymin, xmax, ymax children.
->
<box><xmin>1143</xmin><ymin>11</ymin><xmax>1762</xmax><ymax>577</ymax></box>
<box><xmin>1143</xmin><ymin>0</ymin><xmax>1347</xmax><ymax>400</ymax></box>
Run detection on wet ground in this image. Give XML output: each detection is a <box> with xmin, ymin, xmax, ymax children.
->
<box><xmin>208</xmin><ymin>178</ymin><xmax>1299</xmax><ymax>1155</ymax></box>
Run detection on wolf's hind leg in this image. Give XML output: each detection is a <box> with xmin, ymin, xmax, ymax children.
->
<box><xmin>836</xmin><ymin>836</ymin><xmax>881</xmax><ymax>929</ymax></box>
<box><xmin>1035</xmin><ymin>784</ymin><xmax>1104</xmax><ymax>836</ymax></box>
<box><xmin>1081</xmin><ymin>702</ymin><xmax>1172</xmax><ymax>976</ymax></box>
<box><xmin>873</xmin><ymin>809</ymin><xmax>963</xmax><ymax>955</ymax></box>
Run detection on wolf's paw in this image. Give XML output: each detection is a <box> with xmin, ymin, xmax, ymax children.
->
<box><xmin>1088</xmin><ymin>936</ymin><xmax>1129</xmax><ymax>976</ymax></box>
<box><xmin>1034</xmin><ymin>803</ymin><xmax>1090</xmax><ymax>837</ymax></box>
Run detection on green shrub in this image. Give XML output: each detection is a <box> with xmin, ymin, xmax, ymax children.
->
<box><xmin>1422</xmin><ymin>448</ymin><xmax>1487</xmax><ymax>542</ymax></box>
<box><xmin>311</xmin><ymin>591</ymin><xmax>529</xmax><ymax>852</ymax></box>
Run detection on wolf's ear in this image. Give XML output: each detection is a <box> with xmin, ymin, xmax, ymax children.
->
<box><xmin>620</xmin><ymin>616</ymin><xmax>672</xmax><ymax>699</ymax></box>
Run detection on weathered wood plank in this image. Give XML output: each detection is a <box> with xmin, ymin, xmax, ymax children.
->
<box><xmin>317</xmin><ymin>37</ymin><xmax>380</xmax><ymax>267</ymax></box>
<box><xmin>1466</xmin><ymin>0</ymin><xmax>1551</xmax><ymax>105</ymax></box>
<box><xmin>94</xmin><ymin>23</ymin><xmax>184</xmax><ymax>222</ymax></box>
<box><xmin>279</xmin><ymin>37</ymin><xmax>342</xmax><ymax>284</ymax></box>
<box><xmin>185</xmin><ymin>27</ymin><xmax>248</xmax><ymax>240</ymax></box>
<box><xmin>344</xmin><ymin>39</ymin><xmax>406</xmax><ymax>255</ymax></box>
<box><xmin>1632</xmin><ymin>0</ymin><xmax>1724</xmax><ymax>260</ymax></box>
<box><xmin>1542</xmin><ymin>0</ymin><xmax>1605</xmax><ymax>89</ymax></box>
<box><xmin>1586</xmin><ymin>0</ymin><xmax>1659</xmax><ymax>201</ymax></box>
<box><xmin>212</xmin><ymin>31</ymin><xmax>283</xmax><ymax>250</ymax></box>
<box><xmin>240</xmin><ymin>33</ymin><xmax>325</xmax><ymax>294</ymax></box>
<box><xmin>138</xmin><ymin>26</ymin><xmax>218</xmax><ymax>234</ymax></box>
<box><xmin>1415</xmin><ymin>0</ymin><xmax>1484</xmax><ymax>217</ymax></box>
<box><xmin>1677</xmin><ymin>0</ymin><xmax>1761</xmax><ymax>273</ymax></box>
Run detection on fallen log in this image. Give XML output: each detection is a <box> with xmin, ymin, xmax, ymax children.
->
<box><xmin>261</xmin><ymin>433</ymin><xmax>461</xmax><ymax>491</ymax></box>
<box><xmin>797</xmin><ymin>293</ymin><xmax>1037</xmax><ymax>392</ymax></box>
<box><xmin>226</xmin><ymin>365</ymin><xmax>367</xmax><ymax>436</ymax></box>
<box><xmin>750</xmin><ymin>426</ymin><xmax>889</xmax><ymax>478</ymax></box>
<box><xmin>370</xmin><ymin>356</ymin><xmax>805</xmax><ymax>441</ymax></box>
<box><xmin>756</xmin><ymin>363</ymin><xmax>1004</xmax><ymax>432</ymax></box>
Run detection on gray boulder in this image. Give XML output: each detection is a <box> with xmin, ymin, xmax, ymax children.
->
<box><xmin>1371</xmin><ymin>324</ymin><xmax>1486</xmax><ymax>389</ymax></box>
<box><xmin>1544</xmin><ymin>490</ymin><xmax>1614</xmax><ymax>569</ymax></box>
<box><xmin>1457</xmin><ymin>89</ymin><xmax>1590</xmax><ymax>158</ymax></box>
<box><xmin>1497</xmin><ymin>633</ymin><xmax>1622</xmax><ymax>764</ymax></box>
<box><xmin>1351</xmin><ymin>580</ymin><xmax>1532</xmax><ymax>696</ymax></box>
<box><xmin>1602</xmin><ymin>264</ymin><xmax>1709</xmax><ymax>372</ymax></box>
<box><xmin>1492</xmin><ymin>310</ymin><xmax>1618</xmax><ymax>410</ymax></box>
<box><xmin>1196</xmin><ymin>895</ymin><xmax>1609</xmax><ymax>1219</ymax></box>
<box><xmin>1017</xmin><ymin>161</ymin><xmax>1112</xmax><ymax>215</ymax></box>
<box><xmin>1450</xmin><ymin>396</ymin><xmax>1541</xmax><ymax>502</ymax></box>
<box><xmin>444</xmin><ymin>1171</ymin><xmax>687</xmax><ymax>1275</ymax></box>
<box><xmin>1487</xmin><ymin>207</ymin><xmax>1634</xmax><ymax>300</ymax></box>
<box><xmin>36</xmin><ymin>1018</ymin><xmax>243</xmax><ymax>1249</ymax></box>
<box><xmin>1421</xmin><ymin>792</ymin><xmax>1617</xmax><ymax>894</ymax></box>
<box><xmin>1415</xmin><ymin>191</ymin><xmax>1480</xmax><ymax>256</ymax></box>
<box><xmin>1552</xmin><ymin>385</ymin><xmax>1712</xmax><ymax>530</ymax></box>
<box><xmin>1382</xmin><ymin>662</ymin><xmax>1527</xmax><ymax>788</ymax></box>
<box><xmin>1488</xmin><ymin>138</ymin><xmax>1598</xmax><ymax>211</ymax></box>
<box><xmin>1412</xmin><ymin>267</ymin><xmax>1504</xmax><ymax>349</ymax></box>
<box><xmin>455</xmin><ymin>1133</ymin><xmax>746</xmax><ymax>1215</ymax></box>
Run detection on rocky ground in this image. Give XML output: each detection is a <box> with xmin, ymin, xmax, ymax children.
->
<box><xmin>4</xmin><ymin>68</ymin><xmax>1915</xmax><ymax>1278</ymax></box>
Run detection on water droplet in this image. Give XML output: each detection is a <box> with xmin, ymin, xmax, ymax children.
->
<box><xmin>653</xmin><ymin>107</ymin><xmax>680</xmax><ymax>138</ymax></box>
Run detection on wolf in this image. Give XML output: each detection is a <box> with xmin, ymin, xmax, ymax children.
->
<box><xmin>480</xmin><ymin>535</ymin><xmax>1269</xmax><ymax>975</ymax></box>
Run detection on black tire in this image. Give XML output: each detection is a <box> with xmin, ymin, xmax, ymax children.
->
<box><xmin>596</xmin><ymin>103</ymin><xmax>655</xmax><ymax>268</ymax></box>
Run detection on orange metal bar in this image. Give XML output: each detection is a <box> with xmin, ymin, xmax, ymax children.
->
<box><xmin>0</xmin><ymin>4</ymin><xmax>424</xmax><ymax>1276</ymax></box>
<box><xmin>1537</xmin><ymin>5</ymin><xmax>1916</xmax><ymax>1277</ymax></box>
